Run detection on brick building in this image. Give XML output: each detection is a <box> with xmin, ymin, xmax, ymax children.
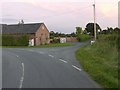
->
<box><xmin>2</xmin><ymin>23</ymin><xmax>50</xmax><ymax>46</ymax></box>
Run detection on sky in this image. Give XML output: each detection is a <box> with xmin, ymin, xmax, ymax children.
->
<box><xmin>0</xmin><ymin>0</ymin><xmax>119</xmax><ymax>33</ymax></box>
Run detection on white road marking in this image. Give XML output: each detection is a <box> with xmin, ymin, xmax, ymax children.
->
<box><xmin>72</xmin><ymin>65</ymin><xmax>82</xmax><ymax>71</ymax></box>
<box><xmin>28</xmin><ymin>50</ymin><xmax>34</xmax><ymax>52</ymax></box>
<box><xmin>38</xmin><ymin>52</ymin><xmax>44</xmax><ymax>54</ymax></box>
<box><xmin>19</xmin><ymin>63</ymin><xmax>24</xmax><ymax>88</ymax></box>
<box><xmin>20</xmin><ymin>49</ymin><xmax>25</xmax><ymax>50</ymax></box>
<box><xmin>59</xmin><ymin>59</ymin><xmax>68</xmax><ymax>63</ymax></box>
<box><xmin>8</xmin><ymin>53</ymin><xmax>24</xmax><ymax>88</ymax></box>
<box><xmin>16</xmin><ymin>55</ymin><xmax>19</xmax><ymax>58</ymax></box>
<box><xmin>49</xmin><ymin>55</ymin><xmax>54</xmax><ymax>58</ymax></box>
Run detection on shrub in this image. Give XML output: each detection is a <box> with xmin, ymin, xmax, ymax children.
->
<box><xmin>77</xmin><ymin>34</ymin><xmax>91</xmax><ymax>42</ymax></box>
<box><xmin>2</xmin><ymin>34</ymin><xmax>29</xmax><ymax>46</ymax></box>
<box><xmin>52</xmin><ymin>38</ymin><xmax>60</xmax><ymax>43</ymax></box>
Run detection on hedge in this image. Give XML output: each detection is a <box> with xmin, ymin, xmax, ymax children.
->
<box><xmin>2</xmin><ymin>34</ymin><xmax>29</xmax><ymax>46</ymax></box>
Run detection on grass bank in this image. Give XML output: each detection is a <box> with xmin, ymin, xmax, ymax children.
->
<box><xmin>2</xmin><ymin>43</ymin><xmax>73</xmax><ymax>48</ymax></box>
<box><xmin>76</xmin><ymin>33</ymin><xmax>118</xmax><ymax>88</ymax></box>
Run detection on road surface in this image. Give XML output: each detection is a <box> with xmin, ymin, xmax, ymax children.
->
<box><xmin>2</xmin><ymin>41</ymin><xmax>101</xmax><ymax>88</ymax></box>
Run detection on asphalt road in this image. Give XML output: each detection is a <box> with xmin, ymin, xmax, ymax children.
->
<box><xmin>2</xmin><ymin>41</ymin><xmax>101</xmax><ymax>88</ymax></box>
<box><xmin>0</xmin><ymin>48</ymin><xmax>2</xmax><ymax>90</ymax></box>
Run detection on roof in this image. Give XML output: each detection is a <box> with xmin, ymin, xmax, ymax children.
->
<box><xmin>2</xmin><ymin>23</ymin><xmax>43</xmax><ymax>34</ymax></box>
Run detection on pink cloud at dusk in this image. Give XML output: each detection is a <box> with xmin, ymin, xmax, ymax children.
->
<box><xmin>0</xmin><ymin>0</ymin><xmax>119</xmax><ymax>33</ymax></box>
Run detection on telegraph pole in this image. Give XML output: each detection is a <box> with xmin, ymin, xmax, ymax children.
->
<box><xmin>93</xmin><ymin>0</ymin><xmax>96</xmax><ymax>41</ymax></box>
<box><xmin>118</xmin><ymin>1</ymin><xmax>120</xmax><ymax>28</ymax></box>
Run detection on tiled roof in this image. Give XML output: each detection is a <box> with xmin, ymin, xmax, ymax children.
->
<box><xmin>2</xmin><ymin>23</ymin><xmax>43</xmax><ymax>34</ymax></box>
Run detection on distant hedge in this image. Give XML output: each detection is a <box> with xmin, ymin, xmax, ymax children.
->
<box><xmin>77</xmin><ymin>34</ymin><xmax>91</xmax><ymax>42</ymax></box>
<box><xmin>2</xmin><ymin>34</ymin><xmax>29</xmax><ymax>46</ymax></box>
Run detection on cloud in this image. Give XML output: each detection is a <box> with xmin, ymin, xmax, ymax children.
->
<box><xmin>6</xmin><ymin>0</ymin><xmax>92</xmax><ymax>3</ymax></box>
<box><xmin>2</xmin><ymin>2</ymin><xmax>54</xmax><ymax>19</ymax></box>
<box><xmin>0</xmin><ymin>0</ymin><xmax>118</xmax><ymax>33</ymax></box>
<box><xmin>0</xmin><ymin>17</ymin><xmax>18</xmax><ymax>24</ymax></box>
<box><xmin>97</xmin><ymin>3</ymin><xmax>117</xmax><ymax>18</ymax></box>
<box><xmin>2</xmin><ymin>1</ymin><xmax>93</xmax><ymax>21</ymax></box>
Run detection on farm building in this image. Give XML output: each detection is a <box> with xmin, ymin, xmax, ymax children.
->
<box><xmin>2</xmin><ymin>23</ymin><xmax>50</xmax><ymax>46</ymax></box>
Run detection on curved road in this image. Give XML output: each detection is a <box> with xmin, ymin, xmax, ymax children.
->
<box><xmin>2</xmin><ymin>41</ymin><xmax>101</xmax><ymax>88</ymax></box>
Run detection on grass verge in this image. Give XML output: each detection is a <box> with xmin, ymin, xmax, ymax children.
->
<box><xmin>76</xmin><ymin>34</ymin><xmax>118</xmax><ymax>88</ymax></box>
<box><xmin>2</xmin><ymin>43</ymin><xmax>73</xmax><ymax>48</ymax></box>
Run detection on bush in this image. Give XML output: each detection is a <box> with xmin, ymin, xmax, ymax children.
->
<box><xmin>98</xmin><ymin>33</ymin><xmax>118</xmax><ymax>48</ymax></box>
<box><xmin>51</xmin><ymin>38</ymin><xmax>60</xmax><ymax>43</ymax></box>
<box><xmin>17</xmin><ymin>35</ymin><xmax>29</xmax><ymax>46</ymax></box>
<box><xmin>77</xmin><ymin>34</ymin><xmax>91</xmax><ymax>42</ymax></box>
<box><xmin>2</xmin><ymin>34</ymin><xmax>29</xmax><ymax>46</ymax></box>
<box><xmin>2</xmin><ymin>35</ymin><xmax>14</xmax><ymax>46</ymax></box>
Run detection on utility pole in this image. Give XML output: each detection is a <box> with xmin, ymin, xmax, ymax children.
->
<box><xmin>118</xmin><ymin>1</ymin><xmax>120</xmax><ymax>28</ymax></box>
<box><xmin>93</xmin><ymin>0</ymin><xmax>96</xmax><ymax>41</ymax></box>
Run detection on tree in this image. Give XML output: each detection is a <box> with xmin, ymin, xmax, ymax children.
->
<box><xmin>114</xmin><ymin>27</ymin><xmax>119</xmax><ymax>32</ymax></box>
<box><xmin>83</xmin><ymin>30</ymin><xmax>87</xmax><ymax>34</ymax></box>
<box><xmin>76</xmin><ymin>27</ymin><xmax>83</xmax><ymax>41</ymax></box>
<box><xmin>107</xmin><ymin>27</ymin><xmax>114</xmax><ymax>33</ymax></box>
<box><xmin>85</xmin><ymin>23</ymin><xmax>101</xmax><ymax>36</ymax></box>
<box><xmin>50</xmin><ymin>31</ymin><xmax>55</xmax><ymax>39</ymax></box>
<box><xmin>55</xmin><ymin>32</ymin><xmax>59</xmax><ymax>37</ymax></box>
<box><xmin>70</xmin><ymin>32</ymin><xmax>76</xmax><ymax>37</ymax></box>
<box><xmin>76</xmin><ymin>27</ymin><xmax>82</xmax><ymax>35</ymax></box>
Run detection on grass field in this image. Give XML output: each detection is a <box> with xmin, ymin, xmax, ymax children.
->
<box><xmin>2</xmin><ymin>43</ymin><xmax>73</xmax><ymax>48</ymax></box>
<box><xmin>76</xmin><ymin>33</ymin><xmax>118</xmax><ymax>88</ymax></box>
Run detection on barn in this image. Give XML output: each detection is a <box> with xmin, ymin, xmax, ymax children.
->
<box><xmin>2</xmin><ymin>23</ymin><xmax>50</xmax><ymax>46</ymax></box>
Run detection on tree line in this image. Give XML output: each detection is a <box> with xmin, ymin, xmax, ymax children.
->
<box><xmin>50</xmin><ymin>22</ymin><xmax>119</xmax><ymax>42</ymax></box>
<box><xmin>50</xmin><ymin>31</ymin><xmax>76</xmax><ymax>39</ymax></box>
<box><xmin>1</xmin><ymin>22</ymin><xmax>119</xmax><ymax>46</ymax></box>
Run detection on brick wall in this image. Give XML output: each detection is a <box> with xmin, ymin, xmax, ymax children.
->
<box><xmin>35</xmin><ymin>24</ymin><xmax>50</xmax><ymax>45</ymax></box>
<box><xmin>59</xmin><ymin>37</ymin><xmax>78</xmax><ymax>43</ymax></box>
<box><xmin>66</xmin><ymin>37</ymin><xmax>78</xmax><ymax>42</ymax></box>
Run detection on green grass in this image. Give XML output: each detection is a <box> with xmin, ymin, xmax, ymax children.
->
<box><xmin>80</xmin><ymin>34</ymin><xmax>91</xmax><ymax>42</ymax></box>
<box><xmin>34</xmin><ymin>43</ymin><xmax>73</xmax><ymax>48</ymax></box>
<box><xmin>2</xmin><ymin>43</ymin><xmax>73</xmax><ymax>48</ymax></box>
<box><xmin>76</xmin><ymin>33</ymin><xmax>118</xmax><ymax>88</ymax></box>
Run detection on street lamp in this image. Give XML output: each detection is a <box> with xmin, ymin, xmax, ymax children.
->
<box><xmin>93</xmin><ymin>0</ymin><xmax>96</xmax><ymax>41</ymax></box>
